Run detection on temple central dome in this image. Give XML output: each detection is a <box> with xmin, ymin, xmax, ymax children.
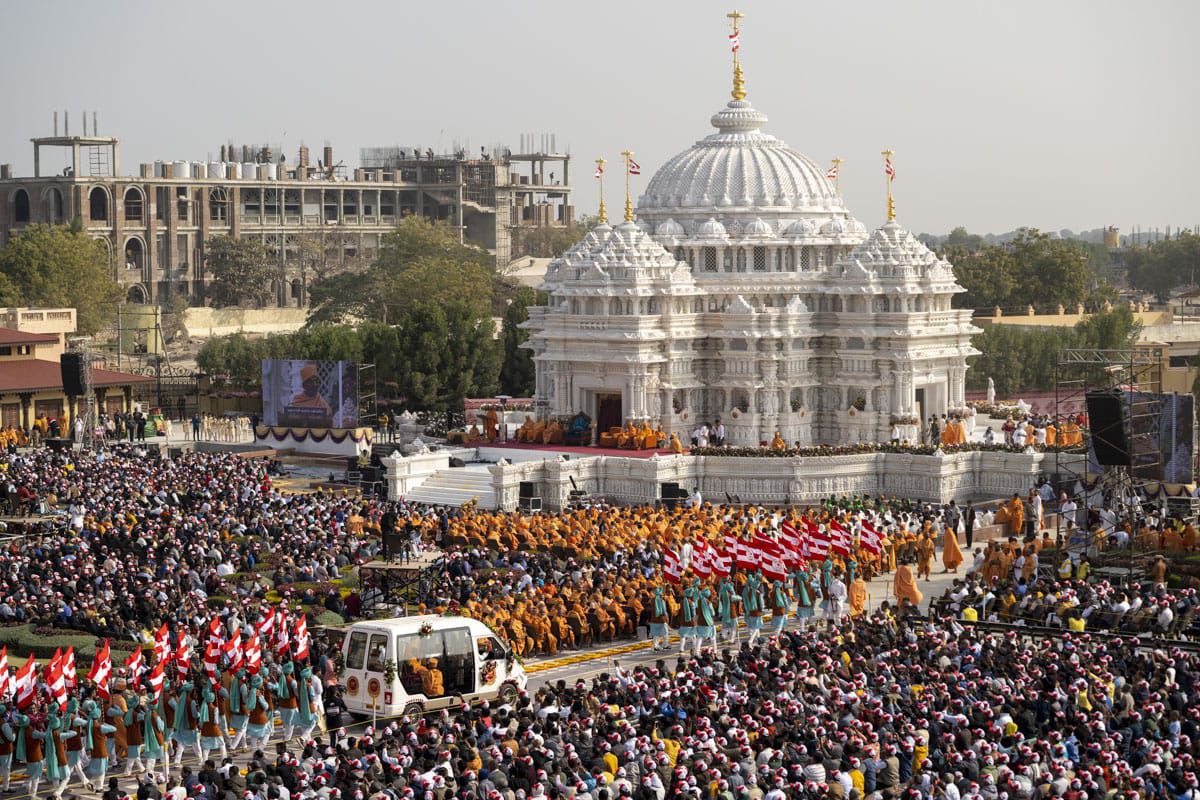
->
<box><xmin>638</xmin><ymin>99</ymin><xmax>842</xmax><ymax>217</ymax></box>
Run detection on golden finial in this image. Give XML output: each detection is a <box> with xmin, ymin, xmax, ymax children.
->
<box><xmin>595</xmin><ymin>157</ymin><xmax>607</xmax><ymax>224</ymax></box>
<box><xmin>621</xmin><ymin>149</ymin><xmax>639</xmax><ymax>223</ymax></box>
<box><xmin>882</xmin><ymin>149</ymin><xmax>896</xmax><ymax>222</ymax></box>
<box><xmin>727</xmin><ymin>10</ymin><xmax>746</xmax><ymax>101</ymax></box>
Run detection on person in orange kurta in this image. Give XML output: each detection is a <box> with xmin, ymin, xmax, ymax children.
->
<box><xmin>1006</xmin><ymin>494</ymin><xmax>1024</xmax><ymax>537</ymax></box>
<box><xmin>849</xmin><ymin>577</ymin><xmax>868</xmax><ymax>617</ymax></box>
<box><xmin>942</xmin><ymin>526</ymin><xmax>964</xmax><ymax>573</ymax></box>
<box><xmin>893</xmin><ymin>564</ymin><xmax>923</xmax><ymax>609</ymax></box>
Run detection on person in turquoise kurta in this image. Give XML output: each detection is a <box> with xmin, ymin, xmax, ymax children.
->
<box><xmin>227</xmin><ymin>669</ymin><xmax>249</xmax><ymax>751</ymax></box>
<box><xmin>198</xmin><ymin>687</ymin><xmax>224</xmax><ymax>762</ymax></box>
<box><xmin>14</xmin><ymin>711</ymin><xmax>38</xmax><ymax>797</ymax></box>
<box><xmin>169</xmin><ymin>681</ymin><xmax>201</xmax><ymax>761</ymax></box>
<box><xmin>820</xmin><ymin>558</ymin><xmax>834</xmax><ymax>614</ymax></box>
<box><xmin>0</xmin><ymin>705</ymin><xmax>15</xmax><ymax>793</ymax></box>
<box><xmin>84</xmin><ymin>699</ymin><xmax>117</xmax><ymax>789</ymax></box>
<box><xmin>718</xmin><ymin>578</ymin><xmax>739</xmax><ymax>645</ymax></box>
<box><xmin>769</xmin><ymin>579</ymin><xmax>791</xmax><ymax>636</ymax></box>
<box><xmin>141</xmin><ymin>692</ymin><xmax>166</xmax><ymax>779</ymax></box>
<box><xmin>695</xmin><ymin>588</ymin><xmax>717</xmax><ymax>655</ymax></box>
<box><xmin>793</xmin><ymin>567</ymin><xmax>815</xmax><ymax>630</ymax></box>
<box><xmin>679</xmin><ymin>582</ymin><xmax>698</xmax><ymax>655</ymax></box>
<box><xmin>245</xmin><ymin>674</ymin><xmax>273</xmax><ymax>751</ymax></box>
<box><xmin>295</xmin><ymin>666</ymin><xmax>317</xmax><ymax>740</ymax></box>
<box><xmin>64</xmin><ymin>698</ymin><xmax>88</xmax><ymax>787</ymax></box>
<box><xmin>275</xmin><ymin>662</ymin><xmax>298</xmax><ymax>742</ymax></box>
<box><xmin>39</xmin><ymin>706</ymin><xmax>77</xmax><ymax>800</ymax></box>
<box><xmin>649</xmin><ymin>587</ymin><xmax>670</xmax><ymax>651</ymax></box>
<box><xmin>846</xmin><ymin>557</ymin><xmax>858</xmax><ymax>587</ymax></box>
<box><xmin>742</xmin><ymin>571</ymin><xmax>764</xmax><ymax>646</ymax></box>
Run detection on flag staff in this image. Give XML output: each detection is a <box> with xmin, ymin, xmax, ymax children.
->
<box><xmin>827</xmin><ymin>158</ymin><xmax>843</xmax><ymax>195</ymax></box>
<box><xmin>727</xmin><ymin>9</ymin><xmax>746</xmax><ymax>101</ymax></box>
<box><xmin>621</xmin><ymin>150</ymin><xmax>639</xmax><ymax>223</ymax></box>
<box><xmin>882</xmin><ymin>149</ymin><xmax>896</xmax><ymax>222</ymax></box>
<box><xmin>594</xmin><ymin>157</ymin><xmax>607</xmax><ymax>224</ymax></box>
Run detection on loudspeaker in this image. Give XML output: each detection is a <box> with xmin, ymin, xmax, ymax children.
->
<box><xmin>661</xmin><ymin>482</ymin><xmax>682</xmax><ymax>500</ymax></box>
<box><xmin>448</xmin><ymin>457</ymin><xmax>466</xmax><ymax>468</ymax></box>
<box><xmin>59</xmin><ymin>352</ymin><xmax>86</xmax><ymax>397</ymax></box>
<box><xmin>45</xmin><ymin>437</ymin><xmax>71</xmax><ymax>452</ymax></box>
<box><xmin>518</xmin><ymin>481</ymin><xmax>536</xmax><ymax>499</ymax></box>
<box><xmin>1085</xmin><ymin>390</ymin><xmax>1131</xmax><ymax>466</ymax></box>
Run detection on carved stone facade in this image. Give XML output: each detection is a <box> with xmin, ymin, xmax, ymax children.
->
<box><xmin>524</xmin><ymin>81</ymin><xmax>978</xmax><ymax>445</ymax></box>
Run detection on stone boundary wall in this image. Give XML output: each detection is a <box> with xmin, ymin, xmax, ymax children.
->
<box><xmin>484</xmin><ymin>451</ymin><xmax>1085</xmax><ymax>512</ymax></box>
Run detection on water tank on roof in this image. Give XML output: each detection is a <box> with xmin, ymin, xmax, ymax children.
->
<box><xmin>208</xmin><ymin>162</ymin><xmax>226</xmax><ymax>179</ymax></box>
<box><xmin>173</xmin><ymin>161</ymin><xmax>191</xmax><ymax>179</ymax></box>
<box><xmin>153</xmin><ymin>161</ymin><xmax>164</xmax><ymax>178</ymax></box>
<box><xmin>225</xmin><ymin>163</ymin><xmax>240</xmax><ymax>180</ymax></box>
<box><xmin>265</xmin><ymin>163</ymin><xmax>277</xmax><ymax>180</ymax></box>
<box><xmin>243</xmin><ymin>162</ymin><xmax>257</xmax><ymax>180</ymax></box>
<box><xmin>192</xmin><ymin>162</ymin><xmax>207</xmax><ymax>179</ymax></box>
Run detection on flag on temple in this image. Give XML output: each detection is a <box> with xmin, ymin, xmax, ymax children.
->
<box><xmin>628</xmin><ymin>158</ymin><xmax>641</xmax><ymax>175</ymax></box>
<box><xmin>826</xmin><ymin>161</ymin><xmax>839</xmax><ymax>181</ymax></box>
<box><xmin>885</xmin><ymin>154</ymin><xmax>896</xmax><ymax>179</ymax></box>
<box><xmin>729</xmin><ymin>31</ymin><xmax>740</xmax><ymax>52</ymax></box>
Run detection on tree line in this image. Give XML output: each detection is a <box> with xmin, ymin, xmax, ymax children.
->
<box><xmin>1123</xmin><ymin>232</ymin><xmax>1200</xmax><ymax>302</ymax></box>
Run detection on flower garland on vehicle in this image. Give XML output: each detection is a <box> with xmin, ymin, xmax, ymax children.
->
<box><xmin>418</xmin><ymin>621</ymin><xmax>433</xmax><ymax>637</ymax></box>
<box><xmin>479</xmin><ymin>660</ymin><xmax>497</xmax><ymax>685</ymax></box>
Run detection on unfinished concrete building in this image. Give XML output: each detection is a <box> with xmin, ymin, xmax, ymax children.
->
<box><xmin>0</xmin><ymin>118</ymin><xmax>573</xmax><ymax>307</ymax></box>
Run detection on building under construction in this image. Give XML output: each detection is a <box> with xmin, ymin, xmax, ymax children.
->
<box><xmin>0</xmin><ymin>114</ymin><xmax>573</xmax><ymax>307</ymax></box>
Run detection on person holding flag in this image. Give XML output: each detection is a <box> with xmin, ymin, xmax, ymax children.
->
<box><xmin>294</xmin><ymin>663</ymin><xmax>318</xmax><ymax>741</ymax></box>
<box><xmin>63</xmin><ymin>698</ymin><xmax>88</xmax><ymax>788</ymax></box>
<box><xmin>121</xmin><ymin>692</ymin><xmax>145</xmax><ymax>778</ymax></box>
<box><xmin>768</xmin><ymin>578</ymin><xmax>791</xmax><ymax>638</ymax></box>
<box><xmin>717</xmin><ymin>577</ymin><xmax>739</xmax><ymax>645</ymax></box>
<box><xmin>104</xmin><ymin>678</ymin><xmax>129</xmax><ymax>775</ymax></box>
<box><xmin>0</xmin><ymin>703</ymin><xmax>14</xmax><ymax>793</ymax></box>
<box><xmin>225</xmin><ymin>668</ymin><xmax>249</xmax><ymax>752</ymax></box>
<box><xmin>168</xmin><ymin>678</ymin><xmax>200</xmax><ymax>764</ymax></box>
<box><xmin>83</xmin><ymin>698</ymin><xmax>117</xmax><ymax>791</ymax></box>
<box><xmin>274</xmin><ymin>661</ymin><xmax>300</xmax><ymax>743</ymax></box>
<box><xmin>13</xmin><ymin>708</ymin><xmax>38</xmax><ymax>799</ymax></box>
<box><xmin>792</xmin><ymin>565</ymin><xmax>816</xmax><ymax>631</ymax></box>
<box><xmin>742</xmin><ymin>571</ymin><xmax>764</xmax><ymax>647</ymax></box>
<box><xmin>695</xmin><ymin>586</ymin><xmax>717</xmax><ymax>656</ymax></box>
<box><xmin>198</xmin><ymin>684</ymin><xmax>225</xmax><ymax>763</ymax></box>
<box><xmin>245</xmin><ymin>672</ymin><xmax>272</xmax><ymax>751</ymax></box>
<box><xmin>41</xmin><ymin>705</ymin><xmax>76</xmax><ymax>800</ymax></box>
<box><xmin>648</xmin><ymin>587</ymin><xmax>670</xmax><ymax>652</ymax></box>
<box><xmin>678</xmin><ymin>582</ymin><xmax>698</xmax><ymax>656</ymax></box>
<box><xmin>140</xmin><ymin>686</ymin><xmax>166</xmax><ymax>780</ymax></box>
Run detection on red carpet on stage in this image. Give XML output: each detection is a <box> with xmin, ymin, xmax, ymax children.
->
<box><xmin>479</xmin><ymin>441</ymin><xmax>682</xmax><ymax>459</ymax></box>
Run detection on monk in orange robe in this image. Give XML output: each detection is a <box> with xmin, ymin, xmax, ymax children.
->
<box><xmin>942</xmin><ymin>526</ymin><xmax>964</xmax><ymax>572</ymax></box>
<box><xmin>893</xmin><ymin>564</ymin><xmax>923</xmax><ymax>609</ymax></box>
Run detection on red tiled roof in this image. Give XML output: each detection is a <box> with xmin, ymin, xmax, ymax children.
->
<box><xmin>0</xmin><ymin>328</ymin><xmax>61</xmax><ymax>345</ymax></box>
<box><xmin>0</xmin><ymin>359</ymin><xmax>154</xmax><ymax>394</ymax></box>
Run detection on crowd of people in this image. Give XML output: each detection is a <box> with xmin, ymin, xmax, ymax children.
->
<box><xmin>0</xmin><ymin>438</ymin><xmax>1195</xmax><ymax>799</ymax></box>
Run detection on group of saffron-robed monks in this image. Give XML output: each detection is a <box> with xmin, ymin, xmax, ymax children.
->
<box><xmin>419</xmin><ymin>502</ymin><xmax>978</xmax><ymax>658</ymax></box>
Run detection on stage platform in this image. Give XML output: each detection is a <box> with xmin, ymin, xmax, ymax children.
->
<box><xmin>477</xmin><ymin>441</ymin><xmax>682</xmax><ymax>461</ymax></box>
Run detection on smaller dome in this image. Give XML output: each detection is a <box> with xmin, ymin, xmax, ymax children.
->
<box><xmin>788</xmin><ymin>219</ymin><xmax>817</xmax><ymax>238</ymax></box>
<box><xmin>847</xmin><ymin>217</ymin><xmax>867</xmax><ymax>235</ymax></box>
<box><xmin>821</xmin><ymin>218</ymin><xmax>848</xmax><ymax>235</ymax></box>
<box><xmin>696</xmin><ymin>218</ymin><xmax>728</xmax><ymax>239</ymax></box>
<box><xmin>743</xmin><ymin>218</ymin><xmax>773</xmax><ymax>238</ymax></box>
<box><xmin>656</xmin><ymin>218</ymin><xmax>685</xmax><ymax>237</ymax></box>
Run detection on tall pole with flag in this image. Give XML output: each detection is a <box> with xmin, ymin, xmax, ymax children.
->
<box><xmin>594</xmin><ymin>157</ymin><xmax>607</xmax><ymax>224</ymax></box>
<box><xmin>882</xmin><ymin>149</ymin><xmax>896</xmax><ymax>221</ymax></box>
<box><xmin>727</xmin><ymin>9</ymin><xmax>745</xmax><ymax>101</ymax></box>
<box><xmin>620</xmin><ymin>150</ymin><xmax>640</xmax><ymax>223</ymax></box>
<box><xmin>827</xmin><ymin>158</ymin><xmax>843</xmax><ymax>195</ymax></box>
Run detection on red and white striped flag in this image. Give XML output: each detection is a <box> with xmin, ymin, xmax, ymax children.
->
<box><xmin>691</xmin><ymin>540</ymin><xmax>712</xmax><ymax>580</ymax></box>
<box><xmin>222</xmin><ymin>632</ymin><xmax>243</xmax><ymax>672</ymax></box>
<box><xmin>662</xmin><ymin>548</ymin><xmax>682</xmax><ymax>584</ymax></box>
<box><xmin>124</xmin><ymin>647</ymin><xmax>146</xmax><ymax>688</ymax></box>
<box><xmin>203</xmin><ymin>643</ymin><xmax>220</xmax><ymax>686</ymax></box>
<box><xmin>244</xmin><ymin>634</ymin><xmax>263</xmax><ymax>675</ymax></box>
<box><xmin>147</xmin><ymin>660</ymin><xmax>165</xmax><ymax>703</ymax></box>
<box><xmin>711</xmin><ymin>546</ymin><xmax>732</xmax><ymax>579</ymax></box>
<box><xmin>829</xmin><ymin>520</ymin><xmax>852</xmax><ymax>557</ymax></box>
<box><xmin>13</xmin><ymin>654</ymin><xmax>35</xmax><ymax>710</ymax></box>
<box><xmin>884</xmin><ymin>154</ymin><xmax>896</xmax><ymax>180</ymax></box>
<box><xmin>62</xmin><ymin>646</ymin><xmax>76</xmax><ymax>689</ymax></box>
<box><xmin>153</xmin><ymin>623</ymin><xmax>170</xmax><ymax>665</ymax></box>
<box><xmin>256</xmin><ymin>610</ymin><xmax>276</xmax><ymax>641</ymax></box>
<box><xmin>859</xmin><ymin>518</ymin><xmax>882</xmax><ymax>555</ymax></box>
<box><xmin>206</xmin><ymin>617</ymin><xmax>224</xmax><ymax>650</ymax></box>
<box><xmin>87</xmin><ymin>640</ymin><xmax>112</xmax><ymax>700</ymax></box>
<box><xmin>628</xmin><ymin>158</ymin><xmax>641</xmax><ymax>176</ymax></box>
<box><xmin>0</xmin><ymin>646</ymin><xmax>9</xmax><ymax>700</ymax></box>
<box><xmin>806</xmin><ymin>520</ymin><xmax>830</xmax><ymax>561</ymax></box>
<box><xmin>274</xmin><ymin>610</ymin><xmax>291</xmax><ymax>658</ymax></box>
<box><xmin>826</xmin><ymin>161</ymin><xmax>839</xmax><ymax>181</ymax></box>
<box><xmin>729</xmin><ymin>30</ymin><xmax>740</xmax><ymax>52</ymax></box>
<box><xmin>294</xmin><ymin>614</ymin><xmax>310</xmax><ymax>661</ymax></box>
<box><xmin>735</xmin><ymin>537</ymin><xmax>760</xmax><ymax>571</ymax></box>
<box><xmin>779</xmin><ymin>521</ymin><xmax>803</xmax><ymax>568</ymax></box>
<box><xmin>758</xmin><ymin>539</ymin><xmax>787</xmax><ymax>582</ymax></box>
<box><xmin>594</xmin><ymin>163</ymin><xmax>604</xmax><ymax>179</ymax></box>
<box><xmin>174</xmin><ymin>637</ymin><xmax>191</xmax><ymax>681</ymax></box>
<box><xmin>45</xmin><ymin>649</ymin><xmax>67</xmax><ymax>710</ymax></box>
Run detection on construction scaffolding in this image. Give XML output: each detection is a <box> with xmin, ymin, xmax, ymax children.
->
<box><xmin>1054</xmin><ymin>347</ymin><xmax>1165</xmax><ymax>560</ymax></box>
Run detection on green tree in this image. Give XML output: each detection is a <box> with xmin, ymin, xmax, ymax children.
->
<box><xmin>514</xmin><ymin>214</ymin><xmax>599</xmax><ymax>259</ymax></box>
<box><xmin>1125</xmin><ymin>232</ymin><xmax>1200</xmax><ymax>301</ymax></box>
<box><xmin>0</xmin><ymin>224</ymin><xmax>123</xmax><ymax>334</ymax></box>
<box><xmin>307</xmin><ymin>216</ymin><xmax>493</xmax><ymax>325</ymax></box>
<box><xmin>499</xmin><ymin>287</ymin><xmax>538</xmax><ymax>396</ymax></box>
<box><xmin>205</xmin><ymin>235</ymin><xmax>273</xmax><ymax>307</ymax></box>
<box><xmin>949</xmin><ymin>229</ymin><xmax>1098</xmax><ymax>312</ymax></box>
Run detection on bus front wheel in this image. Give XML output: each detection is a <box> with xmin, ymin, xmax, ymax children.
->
<box><xmin>402</xmin><ymin>702</ymin><xmax>423</xmax><ymax>718</ymax></box>
<box><xmin>498</xmin><ymin>682</ymin><xmax>518</xmax><ymax>704</ymax></box>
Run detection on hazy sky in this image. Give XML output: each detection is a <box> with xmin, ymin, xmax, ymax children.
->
<box><xmin>2</xmin><ymin>0</ymin><xmax>1197</xmax><ymax>235</ymax></box>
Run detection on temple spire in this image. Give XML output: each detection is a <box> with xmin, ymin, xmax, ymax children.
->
<box><xmin>621</xmin><ymin>150</ymin><xmax>640</xmax><ymax>222</ymax></box>
<box><xmin>594</xmin><ymin>157</ymin><xmax>607</xmax><ymax>223</ymax></box>
<box><xmin>882</xmin><ymin>149</ymin><xmax>897</xmax><ymax>221</ymax></box>
<box><xmin>727</xmin><ymin>10</ymin><xmax>746</xmax><ymax>101</ymax></box>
